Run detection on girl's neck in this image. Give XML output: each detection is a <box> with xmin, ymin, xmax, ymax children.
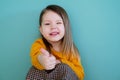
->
<box><xmin>49</xmin><ymin>41</ymin><xmax>62</xmax><ymax>52</ymax></box>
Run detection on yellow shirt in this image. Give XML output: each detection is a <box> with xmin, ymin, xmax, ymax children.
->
<box><xmin>30</xmin><ymin>38</ymin><xmax>84</xmax><ymax>80</ymax></box>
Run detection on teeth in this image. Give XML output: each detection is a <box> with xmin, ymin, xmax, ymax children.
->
<box><xmin>50</xmin><ymin>32</ymin><xmax>59</xmax><ymax>35</ymax></box>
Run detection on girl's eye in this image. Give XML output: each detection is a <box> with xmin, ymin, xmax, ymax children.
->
<box><xmin>57</xmin><ymin>22</ymin><xmax>62</xmax><ymax>24</ymax></box>
<box><xmin>44</xmin><ymin>23</ymin><xmax>50</xmax><ymax>25</ymax></box>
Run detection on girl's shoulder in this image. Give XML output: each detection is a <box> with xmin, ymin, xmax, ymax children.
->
<box><xmin>35</xmin><ymin>38</ymin><xmax>43</xmax><ymax>43</ymax></box>
<box><xmin>32</xmin><ymin>38</ymin><xmax>45</xmax><ymax>48</ymax></box>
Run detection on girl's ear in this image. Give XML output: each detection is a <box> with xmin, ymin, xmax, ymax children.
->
<box><xmin>39</xmin><ymin>26</ymin><xmax>43</xmax><ymax>34</ymax></box>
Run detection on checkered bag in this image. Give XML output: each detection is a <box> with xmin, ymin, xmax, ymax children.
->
<box><xmin>26</xmin><ymin>63</ymin><xmax>79</xmax><ymax>80</ymax></box>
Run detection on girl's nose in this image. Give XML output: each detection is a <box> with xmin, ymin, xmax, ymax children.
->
<box><xmin>51</xmin><ymin>23</ymin><xmax>56</xmax><ymax>29</ymax></box>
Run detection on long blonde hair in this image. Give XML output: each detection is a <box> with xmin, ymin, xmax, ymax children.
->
<box><xmin>39</xmin><ymin>5</ymin><xmax>80</xmax><ymax>61</ymax></box>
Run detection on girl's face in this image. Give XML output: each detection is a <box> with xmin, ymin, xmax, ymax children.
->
<box><xmin>40</xmin><ymin>10</ymin><xmax>65</xmax><ymax>43</ymax></box>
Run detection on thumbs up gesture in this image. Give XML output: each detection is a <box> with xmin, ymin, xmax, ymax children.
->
<box><xmin>38</xmin><ymin>48</ymin><xmax>57</xmax><ymax>70</ymax></box>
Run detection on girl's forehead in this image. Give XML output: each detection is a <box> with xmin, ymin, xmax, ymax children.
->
<box><xmin>44</xmin><ymin>10</ymin><xmax>57</xmax><ymax>15</ymax></box>
<box><xmin>42</xmin><ymin>11</ymin><xmax>62</xmax><ymax>21</ymax></box>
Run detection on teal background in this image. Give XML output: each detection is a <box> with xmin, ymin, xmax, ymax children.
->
<box><xmin>0</xmin><ymin>0</ymin><xmax>120</xmax><ymax>80</ymax></box>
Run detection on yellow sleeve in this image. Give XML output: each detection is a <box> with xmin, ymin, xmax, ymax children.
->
<box><xmin>30</xmin><ymin>39</ymin><xmax>45</xmax><ymax>70</ymax></box>
<box><xmin>61</xmin><ymin>58</ymin><xmax>84</xmax><ymax>80</ymax></box>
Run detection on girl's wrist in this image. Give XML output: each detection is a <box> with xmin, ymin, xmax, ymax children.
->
<box><xmin>56</xmin><ymin>60</ymin><xmax>61</xmax><ymax>64</ymax></box>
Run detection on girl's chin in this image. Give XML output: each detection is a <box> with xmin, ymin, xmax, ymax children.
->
<box><xmin>48</xmin><ymin>39</ymin><xmax>61</xmax><ymax>42</ymax></box>
<box><xmin>47</xmin><ymin>38</ymin><xmax>62</xmax><ymax>43</ymax></box>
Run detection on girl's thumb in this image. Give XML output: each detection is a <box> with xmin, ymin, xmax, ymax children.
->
<box><xmin>40</xmin><ymin>48</ymin><xmax>50</xmax><ymax>56</ymax></box>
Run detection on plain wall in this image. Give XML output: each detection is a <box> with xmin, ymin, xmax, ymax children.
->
<box><xmin>0</xmin><ymin>0</ymin><xmax>120</xmax><ymax>80</ymax></box>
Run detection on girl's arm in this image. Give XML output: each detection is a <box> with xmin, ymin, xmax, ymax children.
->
<box><xmin>30</xmin><ymin>39</ymin><xmax>46</xmax><ymax>70</ymax></box>
<box><xmin>30</xmin><ymin>39</ymin><xmax>59</xmax><ymax>70</ymax></box>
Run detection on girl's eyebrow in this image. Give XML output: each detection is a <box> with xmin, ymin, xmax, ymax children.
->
<box><xmin>43</xmin><ymin>20</ymin><xmax>63</xmax><ymax>22</ymax></box>
<box><xmin>43</xmin><ymin>20</ymin><xmax>50</xmax><ymax>21</ymax></box>
<box><xmin>42</xmin><ymin>20</ymin><xmax>51</xmax><ymax>23</ymax></box>
<box><xmin>57</xmin><ymin>20</ymin><xmax>62</xmax><ymax>21</ymax></box>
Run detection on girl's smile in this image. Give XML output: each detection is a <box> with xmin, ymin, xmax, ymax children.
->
<box><xmin>49</xmin><ymin>31</ymin><xmax>59</xmax><ymax>36</ymax></box>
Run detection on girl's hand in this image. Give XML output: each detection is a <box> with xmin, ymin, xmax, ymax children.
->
<box><xmin>38</xmin><ymin>48</ymin><xmax>57</xmax><ymax>70</ymax></box>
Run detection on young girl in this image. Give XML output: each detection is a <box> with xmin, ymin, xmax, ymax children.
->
<box><xmin>26</xmin><ymin>5</ymin><xmax>84</xmax><ymax>80</ymax></box>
